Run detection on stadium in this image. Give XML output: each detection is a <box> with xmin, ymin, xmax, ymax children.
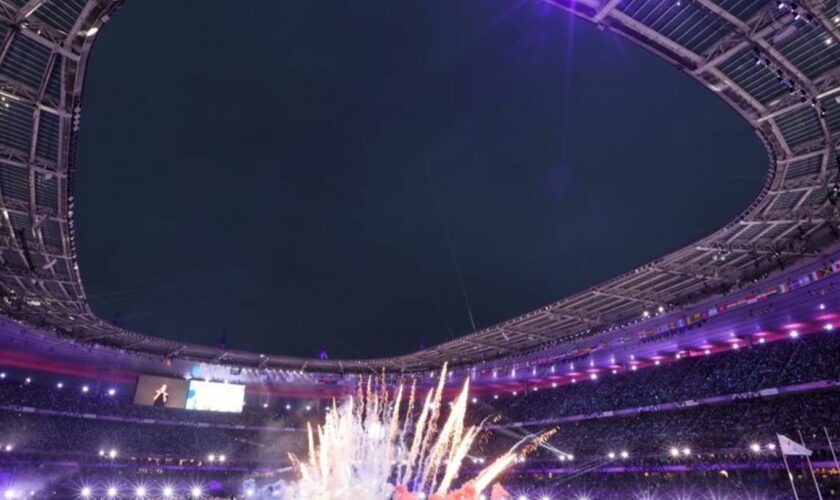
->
<box><xmin>0</xmin><ymin>0</ymin><xmax>840</xmax><ymax>498</ymax></box>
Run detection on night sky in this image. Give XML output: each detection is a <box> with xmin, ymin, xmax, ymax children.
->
<box><xmin>74</xmin><ymin>0</ymin><xmax>767</xmax><ymax>359</ymax></box>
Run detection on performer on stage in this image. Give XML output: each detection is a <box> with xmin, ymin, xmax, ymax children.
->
<box><xmin>153</xmin><ymin>384</ymin><xmax>169</xmax><ymax>407</ymax></box>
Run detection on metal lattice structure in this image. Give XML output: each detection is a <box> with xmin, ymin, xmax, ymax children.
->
<box><xmin>0</xmin><ymin>0</ymin><xmax>839</xmax><ymax>372</ymax></box>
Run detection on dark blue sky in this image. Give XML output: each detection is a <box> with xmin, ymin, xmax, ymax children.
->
<box><xmin>74</xmin><ymin>0</ymin><xmax>767</xmax><ymax>359</ymax></box>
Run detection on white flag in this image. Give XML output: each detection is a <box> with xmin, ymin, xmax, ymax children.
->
<box><xmin>778</xmin><ymin>434</ymin><xmax>812</xmax><ymax>456</ymax></box>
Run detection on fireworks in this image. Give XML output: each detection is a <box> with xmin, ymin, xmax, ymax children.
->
<box><xmin>285</xmin><ymin>365</ymin><xmax>519</xmax><ymax>499</ymax></box>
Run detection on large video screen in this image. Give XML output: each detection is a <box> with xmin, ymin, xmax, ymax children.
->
<box><xmin>185</xmin><ymin>380</ymin><xmax>245</xmax><ymax>413</ymax></box>
<box><xmin>134</xmin><ymin>375</ymin><xmax>189</xmax><ymax>409</ymax></box>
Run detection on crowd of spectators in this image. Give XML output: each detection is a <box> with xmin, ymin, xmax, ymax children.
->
<box><xmin>482</xmin><ymin>329</ymin><xmax>840</xmax><ymax>423</ymax></box>
<box><xmin>1</xmin><ymin>327</ymin><xmax>839</xmax><ymax>496</ymax></box>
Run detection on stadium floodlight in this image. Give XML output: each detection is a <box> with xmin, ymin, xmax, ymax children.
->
<box><xmin>107</xmin><ymin>487</ymin><xmax>118</xmax><ymax>498</ymax></box>
<box><xmin>191</xmin><ymin>486</ymin><xmax>203</xmax><ymax>498</ymax></box>
<box><xmin>670</xmin><ymin>447</ymin><xmax>680</xmax><ymax>457</ymax></box>
<box><xmin>162</xmin><ymin>486</ymin><xmax>174</xmax><ymax>498</ymax></box>
<box><xmin>620</xmin><ymin>450</ymin><xmax>629</xmax><ymax>459</ymax></box>
<box><xmin>80</xmin><ymin>487</ymin><xmax>92</xmax><ymax>498</ymax></box>
<box><xmin>750</xmin><ymin>443</ymin><xmax>761</xmax><ymax>453</ymax></box>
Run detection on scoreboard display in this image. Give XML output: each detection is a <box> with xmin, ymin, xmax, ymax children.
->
<box><xmin>185</xmin><ymin>379</ymin><xmax>246</xmax><ymax>413</ymax></box>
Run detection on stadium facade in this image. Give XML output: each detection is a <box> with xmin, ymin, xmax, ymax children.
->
<box><xmin>0</xmin><ymin>0</ymin><xmax>838</xmax><ymax>375</ymax></box>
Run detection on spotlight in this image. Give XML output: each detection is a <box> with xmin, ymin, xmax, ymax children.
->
<box><xmin>285</xmin><ymin>404</ymin><xmax>291</xmax><ymax>410</ymax></box>
<box><xmin>135</xmin><ymin>486</ymin><xmax>146</xmax><ymax>498</ymax></box>
<box><xmin>825</xmin><ymin>323</ymin><xmax>834</xmax><ymax>331</ymax></box>
<box><xmin>219</xmin><ymin>454</ymin><xmax>226</xmax><ymax>462</ymax></box>
<box><xmin>207</xmin><ymin>454</ymin><xmax>216</xmax><ymax>462</ymax></box>
<box><xmin>24</xmin><ymin>378</ymin><xmax>30</xmax><ymax>384</ymax></box>
<box><xmin>790</xmin><ymin>330</ymin><xmax>799</xmax><ymax>338</ymax></box>
<box><xmin>191</xmin><ymin>486</ymin><xmax>203</xmax><ymax>498</ymax></box>
<box><xmin>0</xmin><ymin>373</ymin><xmax>4</xmax><ymax>379</ymax></box>
<box><xmin>682</xmin><ymin>447</ymin><xmax>691</xmax><ymax>456</ymax></box>
<box><xmin>98</xmin><ymin>449</ymin><xmax>105</xmax><ymax>457</ymax></box>
<box><xmin>590</xmin><ymin>373</ymin><xmax>598</xmax><ymax>380</ymax></box>
<box><xmin>620</xmin><ymin>450</ymin><xmax>629</xmax><ymax>459</ymax></box>
<box><xmin>245</xmin><ymin>488</ymin><xmax>255</xmax><ymax>497</ymax></box>
<box><xmin>750</xmin><ymin>443</ymin><xmax>761</xmax><ymax>453</ymax></box>
<box><xmin>162</xmin><ymin>486</ymin><xmax>174</xmax><ymax>498</ymax></box>
<box><xmin>608</xmin><ymin>452</ymin><xmax>616</xmax><ymax>459</ymax></box>
<box><xmin>107</xmin><ymin>487</ymin><xmax>118</xmax><ymax>498</ymax></box>
<box><xmin>107</xmin><ymin>388</ymin><xmax>116</xmax><ymax>396</ymax></box>
<box><xmin>82</xmin><ymin>385</ymin><xmax>89</xmax><ymax>393</ymax></box>
<box><xmin>758</xmin><ymin>337</ymin><xmax>766</xmax><ymax>344</ymax></box>
<box><xmin>262</xmin><ymin>403</ymin><xmax>268</xmax><ymax>408</ymax></box>
<box><xmin>108</xmin><ymin>449</ymin><xmax>117</xmax><ymax>459</ymax></box>
<box><xmin>670</xmin><ymin>447</ymin><xmax>680</xmax><ymax>457</ymax></box>
<box><xmin>56</xmin><ymin>382</ymin><xmax>63</xmax><ymax>389</ymax></box>
<box><xmin>80</xmin><ymin>487</ymin><xmax>92</xmax><ymax>498</ymax></box>
<box><xmin>4</xmin><ymin>444</ymin><xmax>12</xmax><ymax>452</ymax></box>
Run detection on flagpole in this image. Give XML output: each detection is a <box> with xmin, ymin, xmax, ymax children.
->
<box><xmin>824</xmin><ymin>427</ymin><xmax>840</xmax><ymax>475</ymax></box>
<box><xmin>798</xmin><ymin>429</ymin><xmax>824</xmax><ymax>500</ymax></box>
<box><xmin>779</xmin><ymin>434</ymin><xmax>800</xmax><ymax>500</ymax></box>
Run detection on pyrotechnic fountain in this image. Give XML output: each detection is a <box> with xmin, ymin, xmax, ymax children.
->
<box><xmin>274</xmin><ymin>364</ymin><xmax>545</xmax><ymax>500</ymax></box>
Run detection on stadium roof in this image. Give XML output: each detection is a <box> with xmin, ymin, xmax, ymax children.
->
<box><xmin>0</xmin><ymin>0</ymin><xmax>838</xmax><ymax>372</ymax></box>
